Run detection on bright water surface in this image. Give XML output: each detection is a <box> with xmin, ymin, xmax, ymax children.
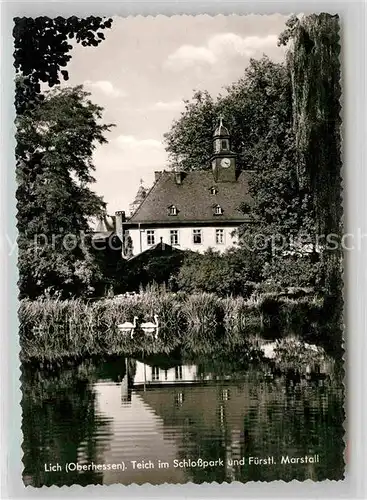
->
<box><xmin>22</xmin><ymin>351</ymin><xmax>344</xmax><ymax>486</ymax></box>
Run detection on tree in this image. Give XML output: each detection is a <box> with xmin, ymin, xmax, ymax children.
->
<box><xmin>225</xmin><ymin>59</ymin><xmax>315</xmax><ymax>237</ymax></box>
<box><xmin>163</xmin><ymin>90</ymin><xmax>217</xmax><ymax>172</ymax></box>
<box><xmin>279</xmin><ymin>14</ymin><xmax>342</xmax><ymax>296</ymax></box>
<box><xmin>14</xmin><ymin>16</ymin><xmax>115</xmax><ymax>297</ymax></box>
<box><xmin>16</xmin><ymin>86</ymin><xmax>114</xmax><ymax>298</ymax></box>
<box><xmin>164</xmin><ymin>57</ymin><xmax>294</xmax><ymax>173</ymax></box>
<box><xmin>13</xmin><ymin>16</ymin><xmax>113</xmax><ymax>114</ymax></box>
<box><xmin>278</xmin><ymin>13</ymin><xmax>342</xmax><ymax>236</ymax></box>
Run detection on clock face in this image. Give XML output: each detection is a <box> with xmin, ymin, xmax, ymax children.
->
<box><xmin>221</xmin><ymin>158</ymin><xmax>231</xmax><ymax>168</ymax></box>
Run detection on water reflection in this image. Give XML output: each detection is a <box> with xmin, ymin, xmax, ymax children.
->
<box><xmin>22</xmin><ymin>351</ymin><xmax>344</xmax><ymax>486</ymax></box>
<box><xmin>22</xmin><ymin>360</ymin><xmax>113</xmax><ymax>486</ymax></box>
<box><xmin>133</xmin><ymin>360</ymin><xmax>203</xmax><ymax>386</ymax></box>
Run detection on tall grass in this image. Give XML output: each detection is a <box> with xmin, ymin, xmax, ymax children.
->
<box><xmin>19</xmin><ymin>291</ymin><xmax>324</xmax><ymax>362</ymax></box>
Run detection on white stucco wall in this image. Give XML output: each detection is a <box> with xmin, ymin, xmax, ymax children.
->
<box><xmin>127</xmin><ymin>225</ymin><xmax>240</xmax><ymax>255</ymax></box>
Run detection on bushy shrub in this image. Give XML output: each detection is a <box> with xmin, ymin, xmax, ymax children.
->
<box><xmin>262</xmin><ymin>254</ymin><xmax>321</xmax><ymax>288</ymax></box>
<box><xmin>177</xmin><ymin>248</ymin><xmax>262</xmax><ymax>297</ymax></box>
<box><xmin>112</xmin><ymin>251</ymin><xmax>188</xmax><ymax>294</ymax></box>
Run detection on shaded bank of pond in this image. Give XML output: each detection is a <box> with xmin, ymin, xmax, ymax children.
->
<box><xmin>22</xmin><ymin>349</ymin><xmax>344</xmax><ymax>487</ymax></box>
<box><xmin>19</xmin><ymin>292</ymin><xmax>343</xmax><ymax>362</ymax></box>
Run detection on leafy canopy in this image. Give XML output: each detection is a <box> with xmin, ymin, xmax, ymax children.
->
<box><xmin>14</xmin><ymin>16</ymin><xmax>113</xmax><ymax>114</ymax></box>
<box><xmin>14</xmin><ymin>16</ymin><xmax>114</xmax><ymax>298</ymax></box>
<box><xmin>16</xmin><ymin>86</ymin><xmax>114</xmax><ymax>298</ymax></box>
<box><xmin>164</xmin><ymin>57</ymin><xmax>292</xmax><ymax>173</ymax></box>
<box><xmin>279</xmin><ymin>13</ymin><xmax>342</xmax><ymax>235</ymax></box>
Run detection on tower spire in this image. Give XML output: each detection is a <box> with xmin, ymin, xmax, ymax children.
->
<box><xmin>211</xmin><ymin>114</ymin><xmax>237</xmax><ymax>182</ymax></box>
<box><xmin>214</xmin><ymin>115</ymin><xmax>229</xmax><ymax>138</ymax></box>
<box><xmin>129</xmin><ymin>179</ymin><xmax>148</xmax><ymax>217</ymax></box>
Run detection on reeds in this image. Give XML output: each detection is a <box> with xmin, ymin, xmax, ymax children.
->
<box><xmin>19</xmin><ymin>291</ymin><xmax>324</xmax><ymax>362</ymax></box>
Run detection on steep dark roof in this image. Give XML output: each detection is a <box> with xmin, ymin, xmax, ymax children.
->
<box><xmin>125</xmin><ymin>170</ymin><xmax>253</xmax><ymax>224</ymax></box>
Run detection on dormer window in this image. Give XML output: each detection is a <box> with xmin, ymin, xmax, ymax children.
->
<box><xmin>210</xmin><ymin>186</ymin><xmax>218</xmax><ymax>195</ymax></box>
<box><xmin>214</xmin><ymin>204</ymin><xmax>223</xmax><ymax>215</ymax></box>
<box><xmin>168</xmin><ymin>205</ymin><xmax>178</xmax><ymax>216</ymax></box>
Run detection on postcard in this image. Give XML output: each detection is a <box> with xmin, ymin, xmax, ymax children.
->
<box><xmin>16</xmin><ymin>13</ymin><xmax>344</xmax><ymax>486</ymax></box>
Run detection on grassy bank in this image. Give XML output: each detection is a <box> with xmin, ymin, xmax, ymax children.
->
<box><xmin>19</xmin><ymin>290</ymin><xmax>325</xmax><ymax>362</ymax></box>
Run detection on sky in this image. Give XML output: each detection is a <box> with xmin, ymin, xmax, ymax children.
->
<box><xmin>65</xmin><ymin>14</ymin><xmax>288</xmax><ymax>215</ymax></box>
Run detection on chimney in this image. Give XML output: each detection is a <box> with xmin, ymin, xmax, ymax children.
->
<box><xmin>175</xmin><ymin>171</ymin><xmax>183</xmax><ymax>185</ymax></box>
<box><xmin>154</xmin><ymin>171</ymin><xmax>162</xmax><ymax>182</ymax></box>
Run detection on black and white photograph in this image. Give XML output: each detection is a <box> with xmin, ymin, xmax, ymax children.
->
<box><xmin>15</xmin><ymin>13</ymin><xmax>345</xmax><ymax>486</ymax></box>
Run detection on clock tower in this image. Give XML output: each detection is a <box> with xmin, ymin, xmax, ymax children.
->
<box><xmin>211</xmin><ymin>116</ymin><xmax>237</xmax><ymax>182</ymax></box>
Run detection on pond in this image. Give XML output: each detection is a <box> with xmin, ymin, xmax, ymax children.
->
<box><xmin>22</xmin><ymin>349</ymin><xmax>344</xmax><ymax>486</ymax></box>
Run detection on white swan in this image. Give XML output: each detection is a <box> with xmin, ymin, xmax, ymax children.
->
<box><xmin>140</xmin><ymin>314</ymin><xmax>159</xmax><ymax>339</ymax></box>
<box><xmin>118</xmin><ymin>316</ymin><xmax>138</xmax><ymax>338</ymax></box>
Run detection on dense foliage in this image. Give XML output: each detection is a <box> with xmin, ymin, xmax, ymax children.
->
<box><xmin>116</xmin><ymin>251</ymin><xmax>188</xmax><ymax>293</ymax></box>
<box><xmin>164</xmin><ymin>57</ymin><xmax>293</xmax><ymax>173</ymax></box>
<box><xmin>177</xmin><ymin>248</ymin><xmax>263</xmax><ymax>297</ymax></box>
<box><xmin>15</xmin><ymin>16</ymin><xmax>114</xmax><ymax>298</ymax></box>
<box><xmin>279</xmin><ymin>14</ymin><xmax>342</xmax><ymax>235</ymax></box>
<box><xmin>16</xmin><ymin>86</ymin><xmax>114</xmax><ymax>298</ymax></box>
<box><xmin>279</xmin><ymin>14</ymin><xmax>342</xmax><ymax>297</ymax></box>
<box><xmin>14</xmin><ymin>16</ymin><xmax>113</xmax><ymax>114</ymax></box>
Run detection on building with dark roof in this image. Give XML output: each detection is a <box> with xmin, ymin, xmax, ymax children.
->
<box><xmin>116</xmin><ymin>118</ymin><xmax>253</xmax><ymax>257</ymax></box>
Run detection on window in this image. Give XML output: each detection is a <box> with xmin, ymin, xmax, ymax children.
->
<box><xmin>147</xmin><ymin>230</ymin><xmax>155</xmax><ymax>246</ymax></box>
<box><xmin>169</xmin><ymin>205</ymin><xmax>177</xmax><ymax>216</ymax></box>
<box><xmin>193</xmin><ymin>229</ymin><xmax>202</xmax><ymax>244</ymax></box>
<box><xmin>216</xmin><ymin>229</ymin><xmax>225</xmax><ymax>244</ymax></box>
<box><xmin>170</xmin><ymin>230</ymin><xmax>179</xmax><ymax>246</ymax></box>
<box><xmin>175</xmin><ymin>366</ymin><xmax>183</xmax><ymax>380</ymax></box>
<box><xmin>221</xmin><ymin>139</ymin><xmax>228</xmax><ymax>150</ymax></box>
<box><xmin>175</xmin><ymin>392</ymin><xmax>184</xmax><ymax>407</ymax></box>
<box><xmin>214</xmin><ymin>205</ymin><xmax>223</xmax><ymax>215</ymax></box>
<box><xmin>152</xmin><ymin>366</ymin><xmax>160</xmax><ymax>381</ymax></box>
<box><xmin>221</xmin><ymin>388</ymin><xmax>230</xmax><ymax>401</ymax></box>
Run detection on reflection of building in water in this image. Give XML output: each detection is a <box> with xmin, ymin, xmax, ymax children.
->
<box><xmin>91</xmin><ymin>382</ymin><xmax>186</xmax><ymax>485</ymax></box>
<box><xmin>175</xmin><ymin>391</ymin><xmax>184</xmax><ymax>407</ymax></box>
<box><xmin>82</xmin><ymin>357</ymin><xmax>333</xmax><ymax>485</ymax></box>
<box><xmin>121</xmin><ymin>358</ymin><xmax>137</xmax><ymax>403</ymax></box>
<box><xmin>131</xmin><ymin>361</ymin><xmax>249</xmax><ymax>482</ymax></box>
<box><xmin>121</xmin><ymin>372</ymin><xmax>131</xmax><ymax>403</ymax></box>
<box><xmin>133</xmin><ymin>361</ymin><xmax>201</xmax><ymax>386</ymax></box>
<box><xmin>137</xmin><ymin>381</ymin><xmax>248</xmax><ymax>482</ymax></box>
